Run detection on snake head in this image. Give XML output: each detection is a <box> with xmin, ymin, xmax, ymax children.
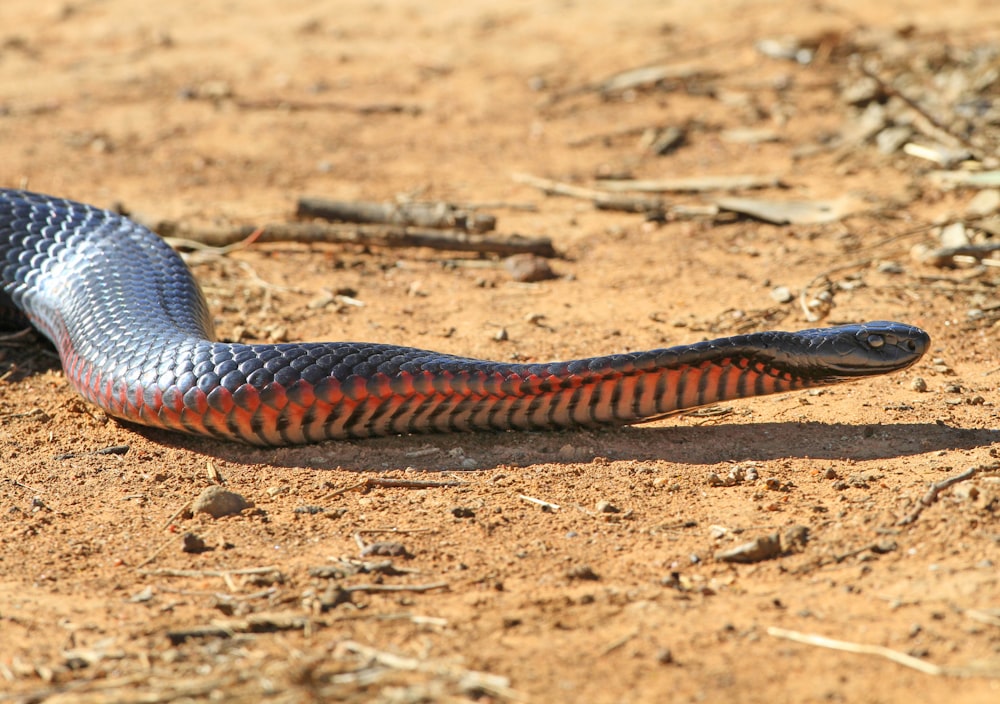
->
<box><xmin>804</xmin><ymin>321</ymin><xmax>930</xmax><ymax>377</ymax></box>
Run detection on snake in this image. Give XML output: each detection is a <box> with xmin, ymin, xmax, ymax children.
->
<box><xmin>0</xmin><ymin>189</ymin><xmax>929</xmax><ymax>446</ymax></box>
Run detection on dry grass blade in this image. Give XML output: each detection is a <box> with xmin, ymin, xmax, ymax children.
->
<box><xmin>596</xmin><ymin>174</ymin><xmax>782</xmax><ymax>193</ymax></box>
<box><xmin>768</xmin><ymin>627</ymin><xmax>943</xmax><ymax>675</ymax></box>
<box><xmin>518</xmin><ymin>494</ymin><xmax>561</xmax><ymax>511</ymax></box>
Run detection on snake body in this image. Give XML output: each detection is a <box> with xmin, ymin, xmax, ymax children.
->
<box><xmin>0</xmin><ymin>189</ymin><xmax>928</xmax><ymax>446</ymax></box>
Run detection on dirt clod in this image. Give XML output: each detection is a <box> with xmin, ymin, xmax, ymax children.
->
<box><xmin>192</xmin><ymin>486</ymin><xmax>251</xmax><ymax>518</ymax></box>
<box><xmin>714</xmin><ymin>533</ymin><xmax>783</xmax><ymax>564</ymax></box>
<box><xmin>181</xmin><ymin>532</ymin><xmax>208</xmax><ymax>553</ymax></box>
<box><xmin>566</xmin><ymin>564</ymin><xmax>601</xmax><ymax>581</ymax></box>
<box><xmin>503</xmin><ymin>254</ymin><xmax>557</xmax><ymax>282</ymax></box>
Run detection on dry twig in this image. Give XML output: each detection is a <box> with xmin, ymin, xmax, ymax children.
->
<box><xmin>915</xmin><ymin>242</ymin><xmax>1000</xmax><ymax>268</ymax></box>
<box><xmin>343</xmin><ymin>582</ymin><xmax>448</xmax><ymax>594</ymax></box>
<box><xmin>857</xmin><ymin>62</ymin><xmax>977</xmax><ymax>154</ymax></box>
<box><xmin>518</xmin><ymin>494</ymin><xmax>561</xmax><ymax>511</ymax></box>
<box><xmin>512</xmin><ymin>172</ymin><xmax>666</xmax><ymax>214</ymax></box>
<box><xmin>0</xmin><ymin>328</ymin><xmax>37</xmax><ymax>346</ymax></box>
<box><xmin>595</xmin><ymin>174</ymin><xmax>782</xmax><ymax>193</ymax></box>
<box><xmin>333</xmin><ymin>640</ymin><xmax>526</xmax><ymax>701</ymax></box>
<box><xmin>542</xmin><ymin>61</ymin><xmax>717</xmax><ymax>106</ymax></box>
<box><xmin>297</xmin><ymin>197</ymin><xmax>497</xmax><ymax>233</ymax></box>
<box><xmin>329</xmin><ymin>476</ymin><xmax>467</xmax><ymax>497</ymax></box>
<box><xmin>140</xmin><ymin>566</ymin><xmax>282</xmax><ymax>579</ymax></box>
<box><xmin>898</xmin><ymin>463</ymin><xmax>996</xmax><ymax>526</ymax></box>
<box><xmin>167</xmin><ymin>613</ymin><xmax>313</xmax><ymax>645</ymax></box>
<box><xmin>235</xmin><ymin>97</ymin><xmax>421</xmax><ymax>115</ymax></box>
<box><xmin>160</xmin><ymin>221</ymin><xmax>557</xmax><ymax>257</ymax></box>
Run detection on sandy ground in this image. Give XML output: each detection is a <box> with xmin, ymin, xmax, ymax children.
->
<box><xmin>2</xmin><ymin>1</ymin><xmax>1000</xmax><ymax>702</ymax></box>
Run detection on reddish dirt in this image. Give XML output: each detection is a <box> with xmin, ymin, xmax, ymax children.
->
<box><xmin>2</xmin><ymin>1</ymin><xmax>999</xmax><ymax>702</ymax></box>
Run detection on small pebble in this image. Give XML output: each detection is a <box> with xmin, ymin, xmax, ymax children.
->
<box><xmin>780</xmin><ymin>525</ymin><xmax>810</xmax><ymax>551</ymax></box>
<box><xmin>656</xmin><ymin>648</ymin><xmax>675</xmax><ymax>665</ymax></box>
<box><xmin>714</xmin><ymin>533</ymin><xmax>782</xmax><ymax>563</ymax></box>
<box><xmin>876</xmin><ymin>261</ymin><xmax>904</xmax><ymax>274</ymax></box>
<box><xmin>939</xmin><ymin>222</ymin><xmax>970</xmax><ymax>248</ymax></box>
<box><xmin>848</xmin><ymin>471</ymin><xmax>878</xmax><ymax>488</ymax></box>
<box><xmin>566</xmin><ymin>564</ymin><xmax>600</xmax><ymax>581</ymax></box>
<box><xmin>706</xmin><ymin>465</ymin><xmax>747</xmax><ymax>487</ymax></box>
<box><xmin>952</xmin><ymin>484</ymin><xmax>980</xmax><ymax>501</ymax></box>
<box><xmin>876</xmin><ymin>125</ymin><xmax>912</xmax><ymax>154</ymax></box>
<box><xmin>932</xmin><ymin>358</ymin><xmax>954</xmax><ymax>374</ymax></box>
<box><xmin>451</xmin><ymin>506</ymin><xmax>476</xmax><ymax>518</ymax></box>
<box><xmin>306</xmin><ymin>291</ymin><xmax>337</xmax><ymax>310</ymax></box>
<box><xmin>595</xmin><ymin>500</ymin><xmax>620</xmax><ymax>514</ymax></box>
<box><xmin>503</xmin><ymin>254</ymin><xmax>557</xmax><ymax>283</ymax></box>
<box><xmin>872</xmin><ymin>540</ymin><xmax>898</xmax><ymax>555</ymax></box>
<box><xmin>966</xmin><ymin>189</ymin><xmax>1000</xmax><ymax>218</ymax></box>
<box><xmin>840</xmin><ymin>75</ymin><xmax>881</xmax><ymax>104</ymax></box>
<box><xmin>360</xmin><ymin>541</ymin><xmax>411</xmax><ymax>558</ymax></box>
<box><xmin>192</xmin><ymin>486</ymin><xmax>250</xmax><ymax>519</ymax></box>
<box><xmin>911</xmin><ymin>377</ymin><xmax>928</xmax><ymax>392</ymax></box>
<box><xmin>129</xmin><ymin>586</ymin><xmax>155</xmax><ymax>603</ymax></box>
<box><xmin>182</xmin><ymin>532</ymin><xmax>207</xmax><ymax>553</ymax></box>
<box><xmin>770</xmin><ymin>285</ymin><xmax>793</xmax><ymax>303</ymax></box>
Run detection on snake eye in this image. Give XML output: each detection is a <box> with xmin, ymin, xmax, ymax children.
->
<box><xmin>866</xmin><ymin>334</ymin><xmax>885</xmax><ymax>349</ymax></box>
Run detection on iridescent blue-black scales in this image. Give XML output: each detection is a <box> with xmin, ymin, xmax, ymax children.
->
<box><xmin>0</xmin><ymin>189</ymin><xmax>929</xmax><ymax>445</ymax></box>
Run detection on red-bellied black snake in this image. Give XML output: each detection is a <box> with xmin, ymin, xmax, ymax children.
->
<box><xmin>0</xmin><ymin>189</ymin><xmax>929</xmax><ymax>446</ymax></box>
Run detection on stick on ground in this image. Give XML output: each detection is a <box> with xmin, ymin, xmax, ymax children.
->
<box><xmin>511</xmin><ymin>172</ymin><xmax>666</xmax><ymax>214</ymax></box>
<box><xmin>297</xmin><ymin>197</ymin><xmax>497</xmax><ymax>233</ymax></box>
<box><xmin>898</xmin><ymin>463</ymin><xmax>996</xmax><ymax>526</ymax></box>
<box><xmin>161</xmin><ymin>221</ymin><xmax>557</xmax><ymax>258</ymax></box>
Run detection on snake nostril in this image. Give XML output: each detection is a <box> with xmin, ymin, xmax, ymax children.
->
<box><xmin>906</xmin><ymin>340</ymin><xmax>916</xmax><ymax>352</ymax></box>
